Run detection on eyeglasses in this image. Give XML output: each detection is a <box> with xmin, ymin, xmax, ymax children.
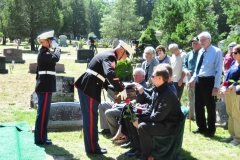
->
<box><xmin>229</xmin><ymin>46</ymin><xmax>235</xmax><ymax>49</ymax></box>
<box><xmin>199</xmin><ymin>38</ymin><xmax>209</xmax><ymax>42</ymax></box>
<box><xmin>157</xmin><ymin>49</ymin><xmax>163</xmax><ymax>52</ymax></box>
<box><xmin>233</xmin><ymin>52</ymin><xmax>238</xmax><ymax>54</ymax></box>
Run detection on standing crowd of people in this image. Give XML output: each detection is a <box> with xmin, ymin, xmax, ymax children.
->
<box><xmin>34</xmin><ymin>30</ymin><xmax>240</xmax><ymax>160</ymax></box>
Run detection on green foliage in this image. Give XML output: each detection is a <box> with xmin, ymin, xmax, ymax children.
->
<box><xmin>115</xmin><ymin>59</ymin><xmax>133</xmax><ymax>81</ymax></box>
<box><xmin>137</xmin><ymin>27</ymin><xmax>159</xmax><ymax>57</ymax></box>
<box><xmin>102</xmin><ymin>41</ymin><xmax>109</xmax><ymax>48</ymax></box>
<box><xmin>220</xmin><ymin>0</ymin><xmax>240</xmax><ymax>26</ymax></box>
<box><xmin>79</xmin><ymin>38</ymin><xmax>85</xmax><ymax>48</ymax></box>
<box><xmin>100</xmin><ymin>0</ymin><xmax>143</xmax><ymax>40</ymax></box>
<box><xmin>0</xmin><ymin>32</ymin><xmax>4</xmax><ymax>37</ymax></box>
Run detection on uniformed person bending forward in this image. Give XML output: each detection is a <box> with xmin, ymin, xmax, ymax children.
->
<box><xmin>74</xmin><ymin>40</ymin><xmax>134</xmax><ymax>154</ymax></box>
<box><xmin>34</xmin><ymin>30</ymin><xmax>60</xmax><ymax>145</ymax></box>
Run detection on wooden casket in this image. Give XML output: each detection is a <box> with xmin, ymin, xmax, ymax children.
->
<box><xmin>107</xmin><ymin>82</ymin><xmax>136</xmax><ymax>103</ymax></box>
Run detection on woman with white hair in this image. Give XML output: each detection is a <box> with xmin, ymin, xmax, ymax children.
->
<box><xmin>141</xmin><ymin>46</ymin><xmax>159</xmax><ymax>87</ymax></box>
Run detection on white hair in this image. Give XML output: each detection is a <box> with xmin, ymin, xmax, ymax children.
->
<box><xmin>168</xmin><ymin>43</ymin><xmax>179</xmax><ymax>50</ymax></box>
<box><xmin>143</xmin><ymin>46</ymin><xmax>156</xmax><ymax>58</ymax></box>
<box><xmin>198</xmin><ymin>31</ymin><xmax>211</xmax><ymax>39</ymax></box>
<box><xmin>133</xmin><ymin>68</ymin><xmax>145</xmax><ymax>76</ymax></box>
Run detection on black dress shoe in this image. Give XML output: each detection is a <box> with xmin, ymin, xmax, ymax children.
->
<box><xmin>204</xmin><ymin>131</ymin><xmax>214</xmax><ymax>137</ymax></box>
<box><xmin>98</xmin><ymin>129</ymin><xmax>110</xmax><ymax>134</ymax></box>
<box><xmin>127</xmin><ymin>150</ymin><xmax>141</xmax><ymax>158</ymax></box>
<box><xmin>192</xmin><ymin>128</ymin><xmax>206</xmax><ymax>134</ymax></box>
<box><xmin>120</xmin><ymin>142</ymin><xmax>132</xmax><ymax>148</ymax></box>
<box><xmin>87</xmin><ymin>148</ymin><xmax>107</xmax><ymax>154</ymax></box>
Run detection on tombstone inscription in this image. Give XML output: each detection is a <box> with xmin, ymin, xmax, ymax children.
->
<box><xmin>4</xmin><ymin>48</ymin><xmax>25</xmax><ymax>63</ymax></box>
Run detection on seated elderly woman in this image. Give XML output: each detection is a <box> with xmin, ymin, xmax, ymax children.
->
<box><xmin>141</xmin><ymin>46</ymin><xmax>159</xmax><ymax>88</ymax></box>
<box><xmin>155</xmin><ymin>45</ymin><xmax>171</xmax><ymax>65</ymax></box>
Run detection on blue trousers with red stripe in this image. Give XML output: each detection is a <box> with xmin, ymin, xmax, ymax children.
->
<box><xmin>78</xmin><ymin>90</ymin><xmax>101</xmax><ymax>153</ymax></box>
<box><xmin>34</xmin><ymin>92</ymin><xmax>52</xmax><ymax>144</ymax></box>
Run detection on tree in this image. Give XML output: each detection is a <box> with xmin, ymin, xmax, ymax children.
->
<box><xmin>85</xmin><ymin>0</ymin><xmax>106</xmax><ymax>38</ymax></box>
<box><xmin>70</xmin><ymin>0</ymin><xmax>88</xmax><ymax>39</ymax></box>
<box><xmin>220</xmin><ymin>0</ymin><xmax>240</xmax><ymax>26</ymax></box>
<box><xmin>2</xmin><ymin>0</ymin><xmax>63</xmax><ymax>50</ymax></box>
<box><xmin>135</xmin><ymin>0</ymin><xmax>155</xmax><ymax>29</ymax></box>
<box><xmin>100</xmin><ymin>0</ymin><xmax>143</xmax><ymax>40</ymax></box>
<box><xmin>180</xmin><ymin>0</ymin><xmax>222</xmax><ymax>46</ymax></box>
<box><xmin>150</xmin><ymin>0</ymin><xmax>185</xmax><ymax>46</ymax></box>
<box><xmin>137</xmin><ymin>27</ymin><xmax>159</xmax><ymax>57</ymax></box>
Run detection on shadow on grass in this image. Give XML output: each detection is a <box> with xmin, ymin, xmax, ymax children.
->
<box><xmin>181</xmin><ymin>148</ymin><xmax>198</xmax><ymax>160</ymax></box>
<box><xmin>44</xmin><ymin>144</ymin><xmax>78</xmax><ymax>160</ymax></box>
<box><xmin>86</xmin><ymin>153</ymin><xmax>115</xmax><ymax>160</ymax></box>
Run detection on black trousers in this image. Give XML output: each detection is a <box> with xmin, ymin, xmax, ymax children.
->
<box><xmin>195</xmin><ymin>77</ymin><xmax>216</xmax><ymax>133</ymax></box>
<box><xmin>173</xmin><ymin>82</ymin><xmax>185</xmax><ymax>101</ymax></box>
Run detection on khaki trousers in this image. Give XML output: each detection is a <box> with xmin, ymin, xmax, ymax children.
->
<box><xmin>187</xmin><ymin>86</ymin><xmax>195</xmax><ymax>120</ymax></box>
<box><xmin>225</xmin><ymin>90</ymin><xmax>240</xmax><ymax>141</ymax></box>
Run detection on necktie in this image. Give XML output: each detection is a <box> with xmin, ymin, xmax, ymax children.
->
<box><xmin>196</xmin><ymin>50</ymin><xmax>206</xmax><ymax>75</ymax></box>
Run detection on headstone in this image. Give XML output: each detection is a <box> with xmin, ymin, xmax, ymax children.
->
<box><xmin>75</xmin><ymin>49</ymin><xmax>94</xmax><ymax>63</ymax></box>
<box><xmin>0</xmin><ymin>56</ymin><xmax>8</xmax><ymax>74</ymax></box>
<box><xmin>28</xmin><ymin>63</ymin><xmax>65</xmax><ymax>73</ymax></box>
<box><xmin>59</xmin><ymin>35</ymin><xmax>68</xmax><ymax>47</ymax></box>
<box><xmin>4</xmin><ymin>48</ymin><xmax>25</xmax><ymax>63</ymax></box>
<box><xmin>47</xmin><ymin>102</ymin><xmax>82</xmax><ymax>131</ymax></box>
<box><xmin>55</xmin><ymin>63</ymin><xmax>65</xmax><ymax>73</ymax></box>
<box><xmin>52</xmin><ymin>76</ymin><xmax>74</xmax><ymax>102</ymax></box>
<box><xmin>28</xmin><ymin>63</ymin><xmax>37</xmax><ymax>73</ymax></box>
<box><xmin>216</xmin><ymin>101</ymin><xmax>229</xmax><ymax>123</ymax></box>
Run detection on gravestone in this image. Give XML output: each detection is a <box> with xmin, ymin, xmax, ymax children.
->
<box><xmin>47</xmin><ymin>102</ymin><xmax>82</xmax><ymax>131</ymax></box>
<box><xmin>216</xmin><ymin>101</ymin><xmax>229</xmax><ymax>123</ymax></box>
<box><xmin>28</xmin><ymin>63</ymin><xmax>65</xmax><ymax>73</ymax></box>
<box><xmin>59</xmin><ymin>35</ymin><xmax>68</xmax><ymax>47</ymax></box>
<box><xmin>75</xmin><ymin>49</ymin><xmax>94</xmax><ymax>63</ymax></box>
<box><xmin>55</xmin><ymin>63</ymin><xmax>65</xmax><ymax>73</ymax></box>
<box><xmin>0</xmin><ymin>56</ymin><xmax>8</xmax><ymax>74</ymax></box>
<box><xmin>52</xmin><ymin>76</ymin><xmax>74</xmax><ymax>102</ymax></box>
<box><xmin>3</xmin><ymin>48</ymin><xmax>25</xmax><ymax>63</ymax></box>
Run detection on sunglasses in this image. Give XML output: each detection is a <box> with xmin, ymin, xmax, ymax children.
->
<box><xmin>229</xmin><ymin>46</ymin><xmax>235</xmax><ymax>49</ymax></box>
<box><xmin>233</xmin><ymin>52</ymin><xmax>239</xmax><ymax>55</ymax></box>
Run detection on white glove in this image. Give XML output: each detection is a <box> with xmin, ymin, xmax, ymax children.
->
<box><xmin>117</xmin><ymin>89</ymin><xmax>127</xmax><ymax>100</ymax></box>
<box><xmin>51</xmin><ymin>40</ymin><xmax>59</xmax><ymax>48</ymax></box>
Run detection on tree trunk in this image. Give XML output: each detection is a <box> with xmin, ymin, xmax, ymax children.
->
<box><xmin>30</xmin><ymin>36</ymin><xmax>35</xmax><ymax>51</ymax></box>
<box><xmin>2</xmin><ymin>36</ymin><xmax>6</xmax><ymax>45</ymax></box>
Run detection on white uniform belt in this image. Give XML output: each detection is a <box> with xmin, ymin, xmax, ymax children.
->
<box><xmin>86</xmin><ymin>69</ymin><xmax>105</xmax><ymax>82</ymax></box>
<box><xmin>38</xmin><ymin>71</ymin><xmax>56</xmax><ymax>75</ymax></box>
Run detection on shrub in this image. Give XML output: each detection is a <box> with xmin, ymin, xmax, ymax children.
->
<box><xmin>137</xmin><ymin>27</ymin><xmax>159</xmax><ymax>57</ymax></box>
<box><xmin>115</xmin><ymin>60</ymin><xmax>133</xmax><ymax>81</ymax></box>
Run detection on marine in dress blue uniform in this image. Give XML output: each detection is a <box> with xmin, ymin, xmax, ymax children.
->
<box><xmin>74</xmin><ymin>40</ymin><xmax>134</xmax><ymax>154</ymax></box>
<box><xmin>34</xmin><ymin>30</ymin><xmax>60</xmax><ymax>145</ymax></box>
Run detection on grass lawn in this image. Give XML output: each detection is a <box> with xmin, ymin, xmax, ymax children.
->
<box><xmin>0</xmin><ymin>42</ymin><xmax>239</xmax><ymax>160</ymax></box>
